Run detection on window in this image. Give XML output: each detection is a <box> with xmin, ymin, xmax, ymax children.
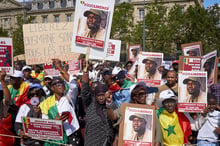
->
<box><xmin>49</xmin><ymin>0</ymin><xmax>55</xmax><ymax>9</ymax></box>
<box><xmin>139</xmin><ymin>9</ymin><xmax>144</xmax><ymax>20</ymax></box>
<box><xmin>42</xmin><ymin>16</ymin><xmax>47</xmax><ymax>23</ymax></box>
<box><xmin>67</xmin><ymin>15</ymin><xmax>71</xmax><ymax>22</ymax></box>
<box><xmin>61</xmin><ymin>0</ymin><xmax>67</xmax><ymax>8</ymax></box>
<box><xmin>55</xmin><ymin>16</ymin><xmax>59</xmax><ymax>23</ymax></box>
<box><xmin>37</xmin><ymin>2</ymin><xmax>43</xmax><ymax>9</ymax></box>
<box><xmin>4</xmin><ymin>18</ymin><xmax>8</xmax><ymax>28</ymax></box>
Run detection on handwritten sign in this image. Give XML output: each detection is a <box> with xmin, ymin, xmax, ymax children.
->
<box><xmin>23</xmin><ymin>22</ymin><xmax>80</xmax><ymax>65</ymax></box>
<box><xmin>22</xmin><ymin>117</ymin><xmax>63</xmax><ymax>140</ymax></box>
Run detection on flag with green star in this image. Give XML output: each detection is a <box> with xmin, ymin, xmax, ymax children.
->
<box><xmin>156</xmin><ymin>107</ymin><xmax>192</xmax><ymax>145</ymax></box>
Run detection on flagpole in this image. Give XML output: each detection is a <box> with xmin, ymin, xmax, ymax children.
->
<box><xmin>142</xmin><ymin>0</ymin><xmax>146</xmax><ymax>51</ymax></box>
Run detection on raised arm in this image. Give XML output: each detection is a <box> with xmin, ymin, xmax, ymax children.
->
<box><xmin>81</xmin><ymin>72</ymin><xmax>92</xmax><ymax>107</ymax></box>
<box><xmin>0</xmin><ymin>70</ymin><xmax>11</xmax><ymax>106</ymax></box>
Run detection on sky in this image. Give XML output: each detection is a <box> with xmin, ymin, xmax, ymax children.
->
<box><xmin>15</xmin><ymin>0</ymin><xmax>220</xmax><ymax>8</ymax></box>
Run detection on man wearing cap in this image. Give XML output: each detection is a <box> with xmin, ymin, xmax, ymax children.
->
<box><xmin>156</xmin><ymin>89</ymin><xmax>191</xmax><ymax>145</ymax></box>
<box><xmin>42</xmin><ymin>75</ymin><xmax>53</xmax><ymax>98</ymax></box>
<box><xmin>128</xmin><ymin>113</ymin><xmax>151</xmax><ymax>141</ymax></box>
<box><xmin>81</xmin><ymin>9</ymin><xmax>105</xmax><ymax>40</ymax></box>
<box><xmin>183</xmin><ymin>77</ymin><xmax>206</xmax><ymax>103</ymax></box>
<box><xmin>142</xmin><ymin>58</ymin><xmax>161</xmax><ymax>80</ymax></box>
<box><xmin>186</xmin><ymin>49</ymin><xmax>198</xmax><ymax>56</ymax></box>
<box><xmin>22</xmin><ymin>65</ymin><xmax>40</xmax><ymax>84</ymax></box>
<box><xmin>130</xmin><ymin>48</ymin><xmax>139</xmax><ymax>61</ymax></box>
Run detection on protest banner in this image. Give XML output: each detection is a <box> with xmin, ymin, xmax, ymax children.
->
<box><xmin>71</xmin><ymin>0</ymin><xmax>115</xmax><ymax>60</ymax></box>
<box><xmin>201</xmin><ymin>50</ymin><xmax>218</xmax><ymax>87</ymax></box>
<box><xmin>137</xmin><ymin>52</ymin><xmax>163</xmax><ymax>87</ymax></box>
<box><xmin>178</xmin><ymin>56</ymin><xmax>202</xmax><ymax>71</ymax></box>
<box><xmin>0</xmin><ymin>37</ymin><xmax>13</xmax><ymax>74</ymax></box>
<box><xmin>23</xmin><ymin>22</ymin><xmax>80</xmax><ymax>65</ymax></box>
<box><xmin>181</xmin><ymin>41</ymin><xmax>202</xmax><ymax>57</ymax></box>
<box><xmin>178</xmin><ymin>71</ymin><xmax>207</xmax><ymax>113</ymax></box>
<box><xmin>128</xmin><ymin>44</ymin><xmax>141</xmax><ymax>62</ymax></box>
<box><xmin>22</xmin><ymin>117</ymin><xmax>63</xmax><ymax>140</ymax></box>
<box><xmin>119</xmin><ymin>103</ymin><xmax>155</xmax><ymax>146</ymax></box>
<box><xmin>44</xmin><ymin>63</ymin><xmax>60</xmax><ymax>76</ymax></box>
<box><xmin>68</xmin><ymin>60</ymin><xmax>81</xmax><ymax>75</ymax></box>
<box><xmin>105</xmin><ymin>39</ymin><xmax>121</xmax><ymax>61</ymax></box>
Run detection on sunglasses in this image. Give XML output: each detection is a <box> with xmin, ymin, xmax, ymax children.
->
<box><xmin>30</xmin><ymin>92</ymin><xmax>42</xmax><ymax>97</ymax></box>
<box><xmin>44</xmin><ymin>78</ymin><xmax>52</xmax><ymax>81</ymax></box>
<box><xmin>51</xmin><ymin>81</ymin><xmax>65</xmax><ymax>87</ymax></box>
<box><xmin>135</xmin><ymin>92</ymin><xmax>147</xmax><ymax>97</ymax></box>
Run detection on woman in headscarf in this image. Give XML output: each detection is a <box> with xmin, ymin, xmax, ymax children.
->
<box><xmin>81</xmin><ymin>72</ymin><xmax>114</xmax><ymax>146</ymax></box>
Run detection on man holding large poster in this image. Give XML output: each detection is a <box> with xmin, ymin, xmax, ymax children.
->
<box><xmin>80</xmin><ymin>9</ymin><xmax>106</xmax><ymax>40</ymax></box>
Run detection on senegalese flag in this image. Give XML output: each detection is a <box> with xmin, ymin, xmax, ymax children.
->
<box><xmin>31</xmin><ymin>70</ymin><xmax>44</xmax><ymax>85</ymax></box>
<box><xmin>156</xmin><ymin>107</ymin><xmax>191</xmax><ymax>146</ymax></box>
<box><xmin>39</xmin><ymin>95</ymin><xmax>68</xmax><ymax>146</ymax></box>
<box><xmin>23</xmin><ymin>117</ymin><xmax>30</xmax><ymax>129</ymax></box>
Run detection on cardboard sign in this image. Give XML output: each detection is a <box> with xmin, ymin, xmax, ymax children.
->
<box><xmin>44</xmin><ymin>63</ymin><xmax>60</xmax><ymax>76</ymax></box>
<box><xmin>178</xmin><ymin>56</ymin><xmax>202</xmax><ymax>71</ymax></box>
<box><xmin>201</xmin><ymin>50</ymin><xmax>218</xmax><ymax>87</ymax></box>
<box><xmin>68</xmin><ymin>60</ymin><xmax>81</xmax><ymax>75</ymax></box>
<box><xmin>105</xmin><ymin>39</ymin><xmax>121</xmax><ymax>61</ymax></box>
<box><xmin>71</xmin><ymin>0</ymin><xmax>115</xmax><ymax>60</ymax></box>
<box><xmin>128</xmin><ymin>44</ymin><xmax>141</xmax><ymax>62</ymax></box>
<box><xmin>178</xmin><ymin>71</ymin><xmax>207</xmax><ymax>113</ymax></box>
<box><xmin>23</xmin><ymin>22</ymin><xmax>80</xmax><ymax>65</ymax></box>
<box><xmin>0</xmin><ymin>37</ymin><xmax>13</xmax><ymax>75</ymax></box>
<box><xmin>119</xmin><ymin>103</ymin><xmax>155</xmax><ymax>146</ymax></box>
<box><xmin>22</xmin><ymin>117</ymin><xmax>63</xmax><ymax>140</ymax></box>
<box><xmin>181</xmin><ymin>41</ymin><xmax>202</xmax><ymax>57</ymax></box>
<box><xmin>137</xmin><ymin>52</ymin><xmax>163</xmax><ymax>87</ymax></box>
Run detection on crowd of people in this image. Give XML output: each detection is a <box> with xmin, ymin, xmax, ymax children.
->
<box><xmin>0</xmin><ymin>58</ymin><xmax>220</xmax><ymax>146</ymax></box>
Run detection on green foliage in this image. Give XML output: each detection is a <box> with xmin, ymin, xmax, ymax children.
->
<box><xmin>0</xmin><ymin>27</ymin><xmax>8</xmax><ymax>37</ymax></box>
<box><xmin>12</xmin><ymin>15</ymin><xmax>34</xmax><ymax>56</ymax></box>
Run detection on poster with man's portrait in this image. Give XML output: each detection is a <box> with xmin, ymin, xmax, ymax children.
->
<box><xmin>0</xmin><ymin>37</ymin><xmax>13</xmax><ymax>75</ymax></box>
<box><xmin>119</xmin><ymin>103</ymin><xmax>155</xmax><ymax>146</ymax></box>
<box><xmin>181</xmin><ymin>42</ymin><xmax>202</xmax><ymax>57</ymax></box>
<box><xmin>128</xmin><ymin>45</ymin><xmax>141</xmax><ymax>61</ymax></box>
<box><xmin>201</xmin><ymin>50</ymin><xmax>218</xmax><ymax>87</ymax></box>
<box><xmin>72</xmin><ymin>0</ymin><xmax>115</xmax><ymax>60</ymax></box>
<box><xmin>178</xmin><ymin>71</ymin><xmax>207</xmax><ymax>113</ymax></box>
<box><xmin>137</xmin><ymin>52</ymin><xmax>163</xmax><ymax>87</ymax></box>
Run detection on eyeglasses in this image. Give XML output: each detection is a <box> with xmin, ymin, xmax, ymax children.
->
<box><xmin>30</xmin><ymin>92</ymin><xmax>41</xmax><ymax>97</ymax></box>
<box><xmin>51</xmin><ymin>81</ymin><xmax>65</xmax><ymax>87</ymax></box>
<box><xmin>135</xmin><ymin>92</ymin><xmax>147</xmax><ymax>97</ymax></box>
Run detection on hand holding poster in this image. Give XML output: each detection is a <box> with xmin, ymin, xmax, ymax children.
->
<box><xmin>22</xmin><ymin>117</ymin><xmax>63</xmax><ymax>140</ymax></box>
<box><xmin>201</xmin><ymin>50</ymin><xmax>218</xmax><ymax>87</ymax></box>
<box><xmin>0</xmin><ymin>37</ymin><xmax>13</xmax><ymax>74</ymax></box>
<box><xmin>181</xmin><ymin>41</ymin><xmax>202</xmax><ymax>57</ymax></box>
<box><xmin>119</xmin><ymin>103</ymin><xmax>155</xmax><ymax>146</ymax></box>
<box><xmin>72</xmin><ymin>0</ymin><xmax>115</xmax><ymax>60</ymax></box>
<box><xmin>178</xmin><ymin>71</ymin><xmax>207</xmax><ymax>112</ymax></box>
<box><xmin>137</xmin><ymin>52</ymin><xmax>163</xmax><ymax>87</ymax></box>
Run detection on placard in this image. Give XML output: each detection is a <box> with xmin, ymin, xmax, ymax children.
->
<box><xmin>178</xmin><ymin>56</ymin><xmax>201</xmax><ymax>71</ymax></box>
<box><xmin>0</xmin><ymin>37</ymin><xmax>13</xmax><ymax>74</ymax></box>
<box><xmin>71</xmin><ymin>0</ymin><xmax>115</xmax><ymax>60</ymax></box>
<box><xmin>119</xmin><ymin>103</ymin><xmax>155</xmax><ymax>146</ymax></box>
<box><xmin>137</xmin><ymin>52</ymin><xmax>163</xmax><ymax>87</ymax></box>
<box><xmin>23</xmin><ymin>22</ymin><xmax>80</xmax><ymax>65</ymax></box>
<box><xmin>201</xmin><ymin>50</ymin><xmax>218</xmax><ymax>87</ymax></box>
<box><xmin>68</xmin><ymin>60</ymin><xmax>81</xmax><ymax>75</ymax></box>
<box><xmin>22</xmin><ymin>117</ymin><xmax>63</xmax><ymax>140</ymax></box>
<box><xmin>181</xmin><ymin>41</ymin><xmax>202</xmax><ymax>57</ymax></box>
<box><xmin>44</xmin><ymin>63</ymin><xmax>60</xmax><ymax>76</ymax></box>
<box><xmin>128</xmin><ymin>45</ymin><xmax>141</xmax><ymax>62</ymax></box>
<box><xmin>178</xmin><ymin>71</ymin><xmax>207</xmax><ymax>112</ymax></box>
<box><xmin>105</xmin><ymin>39</ymin><xmax>121</xmax><ymax>61</ymax></box>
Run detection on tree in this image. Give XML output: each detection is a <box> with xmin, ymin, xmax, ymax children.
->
<box><xmin>0</xmin><ymin>27</ymin><xmax>9</xmax><ymax>37</ymax></box>
<box><xmin>12</xmin><ymin>15</ymin><xmax>34</xmax><ymax>56</ymax></box>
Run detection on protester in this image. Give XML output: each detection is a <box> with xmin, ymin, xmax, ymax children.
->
<box><xmin>156</xmin><ymin>89</ymin><xmax>191</xmax><ymax>145</ymax></box>
<box><xmin>14</xmin><ymin>83</ymin><xmax>45</xmax><ymax>146</ymax></box>
<box><xmin>39</xmin><ymin>59</ymin><xmax>81</xmax><ymax>146</ymax></box>
<box><xmin>22</xmin><ymin>65</ymin><xmax>40</xmax><ymax>84</ymax></box>
<box><xmin>31</xmin><ymin>65</ymin><xmax>44</xmax><ymax>85</ymax></box>
<box><xmin>42</xmin><ymin>75</ymin><xmax>53</xmax><ymax>98</ymax></box>
<box><xmin>171</xmin><ymin>60</ymin><xmax>179</xmax><ymax>73</ymax></box>
<box><xmin>197</xmin><ymin>94</ymin><xmax>220</xmax><ymax>145</ymax></box>
<box><xmin>81</xmin><ymin>73</ymin><xmax>114</xmax><ymax>146</ymax></box>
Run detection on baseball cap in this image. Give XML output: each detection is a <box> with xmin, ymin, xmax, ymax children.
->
<box><xmin>157</xmin><ymin>89</ymin><xmax>177</xmax><ymax>108</ymax></box>
<box><xmin>172</xmin><ymin>60</ymin><xmax>179</xmax><ymax>65</ymax></box>
<box><xmin>30</xmin><ymin>83</ymin><xmax>42</xmax><ymax>90</ymax></box>
<box><xmin>44</xmin><ymin>75</ymin><xmax>53</xmax><ymax>80</ymax></box>
<box><xmin>22</xmin><ymin>65</ymin><xmax>32</xmax><ymax>72</ymax></box>
<box><xmin>10</xmin><ymin>70</ymin><xmax>23</xmax><ymax>78</ymax></box>
<box><xmin>183</xmin><ymin>77</ymin><xmax>200</xmax><ymax>84</ymax></box>
<box><xmin>129</xmin><ymin>113</ymin><xmax>147</xmax><ymax>121</ymax></box>
<box><xmin>142</xmin><ymin>58</ymin><xmax>157</xmax><ymax>64</ymax></box>
<box><xmin>84</xmin><ymin>9</ymin><xmax>102</xmax><ymax>17</ymax></box>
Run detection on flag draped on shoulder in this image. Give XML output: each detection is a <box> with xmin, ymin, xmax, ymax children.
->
<box><xmin>156</xmin><ymin>107</ymin><xmax>191</xmax><ymax>145</ymax></box>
